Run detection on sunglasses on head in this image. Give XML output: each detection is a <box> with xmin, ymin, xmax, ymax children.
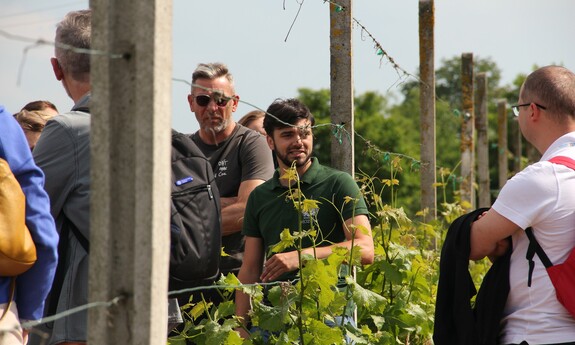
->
<box><xmin>194</xmin><ymin>94</ymin><xmax>232</xmax><ymax>107</ymax></box>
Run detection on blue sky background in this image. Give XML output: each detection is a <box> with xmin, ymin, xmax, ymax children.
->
<box><xmin>1</xmin><ymin>0</ymin><xmax>573</xmax><ymax>133</ymax></box>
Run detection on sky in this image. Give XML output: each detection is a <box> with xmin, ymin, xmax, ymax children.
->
<box><xmin>1</xmin><ymin>0</ymin><xmax>574</xmax><ymax>134</ymax></box>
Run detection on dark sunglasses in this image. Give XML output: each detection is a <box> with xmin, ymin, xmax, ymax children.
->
<box><xmin>194</xmin><ymin>94</ymin><xmax>232</xmax><ymax>107</ymax></box>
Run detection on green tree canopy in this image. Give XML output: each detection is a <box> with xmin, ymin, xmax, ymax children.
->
<box><xmin>298</xmin><ymin>56</ymin><xmax>535</xmax><ymax>214</ymax></box>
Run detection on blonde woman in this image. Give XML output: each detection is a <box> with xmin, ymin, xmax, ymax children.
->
<box><xmin>13</xmin><ymin>109</ymin><xmax>56</xmax><ymax>150</ymax></box>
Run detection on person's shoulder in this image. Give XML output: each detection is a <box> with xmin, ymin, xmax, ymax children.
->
<box><xmin>516</xmin><ymin>160</ymin><xmax>557</xmax><ymax>178</ymax></box>
<box><xmin>249</xmin><ymin>174</ymin><xmax>277</xmax><ymax>194</ymax></box>
<box><xmin>256</xmin><ymin>175</ymin><xmax>276</xmax><ymax>189</ymax></box>
<box><xmin>0</xmin><ymin>107</ymin><xmax>21</xmax><ymax>134</ymax></box>
<box><xmin>502</xmin><ymin>161</ymin><xmax>559</xmax><ymax>195</ymax></box>
<box><xmin>0</xmin><ymin>108</ymin><xmax>32</xmax><ymax>155</ymax></box>
<box><xmin>0</xmin><ymin>107</ymin><xmax>18</xmax><ymax>130</ymax></box>
<box><xmin>313</xmin><ymin>160</ymin><xmax>351</xmax><ymax>178</ymax></box>
<box><xmin>47</xmin><ymin>111</ymin><xmax>90</xmax><ymax>129</ymax></box>
<box><xmin>39</xmin><ymin>112</ymin><xmax>90</xmax><ymax>148</ymax></box>
<box><xmin>235</xmin><ymin>124</ymin><xmax>262</xmax><ymax>141</ymax></box>
<box><xmin>0</xmin><ymin>105</ymin><xmax>12</xmax><ymax>119</ymax></box>
<box><xmin>235</xmin><ymin>125</ymin><xmax>272</xmax><ymax>163</ymax></box>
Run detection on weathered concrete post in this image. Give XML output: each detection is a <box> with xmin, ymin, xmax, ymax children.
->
<box><xmin>418</xmin><ymin>0</ymin><xmax>436</xmax><ymax>219</ymax></box>
<box><xmin>460</xmin><ymin>53</ymin><xmax>475</xmax><ymax>209</ymax></box>
<box><xmin>330</xmin><ymin>0</ymin><xmax>354</xmax><ymax>175</ymax></box>
<box><xmin>90</xmin><ymin>0</ymin><xmax>172</xmax><ymax>343</ymax></box>
<box><xmin>475</xmin><ymin>72</ymin><xmax>489</xmax><ymax>207</ymax></box>
<box><xmin>497</xmin><ymin>100</ymin><xmax>508</xmax><ymax>189</ymax></box>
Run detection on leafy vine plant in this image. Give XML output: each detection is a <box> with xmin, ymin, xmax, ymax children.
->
<box><xmin>168</xmin><ymin>157</ymin><xmax>487</xmax><ymax>345</ymax></box>
<box><xmin>169</xmin><ymin>162</ymin><xmax>382</xmax><ymax>345</ymax></box>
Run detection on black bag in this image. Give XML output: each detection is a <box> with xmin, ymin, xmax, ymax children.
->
<box><xmin>170</xmin><ymin>130</ymin><xmax>222</xmax><ymax>284</ymax></box>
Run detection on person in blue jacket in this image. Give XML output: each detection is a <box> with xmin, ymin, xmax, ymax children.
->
<box><xmin>0</xmin><ymin>105</ymin><xmax>58</xmax><ymax>344</ymax></box>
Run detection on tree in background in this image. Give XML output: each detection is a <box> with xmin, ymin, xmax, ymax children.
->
<box><xmin>299</xmin><ymin>55</ymin><xmax>533</xmax><ymax>214</ymax></box>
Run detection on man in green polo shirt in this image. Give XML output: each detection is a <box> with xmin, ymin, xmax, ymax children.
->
<box><xmin>235</xmin><ymin>98</ymin><xmax>374</xmax><ymax>339</ymax></box>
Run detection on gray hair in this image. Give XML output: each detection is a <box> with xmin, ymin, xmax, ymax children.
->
<box><xmin>191</xmin><ymin>62</ymin><xmax>234</xmax><ymax>91</ymax></box>
<box><xmin>55</xmin><ymin>9</ymin><xmax>91</xmax><ymax>82</ymax></box>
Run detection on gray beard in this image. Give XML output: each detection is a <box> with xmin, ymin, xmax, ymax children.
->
<box><xmin>203</xmin><ymin>116</ymin><xmax>230</xmax><ymax>134</ymax></box>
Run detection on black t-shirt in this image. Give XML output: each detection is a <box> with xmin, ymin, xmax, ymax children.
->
<box><xmin>191</xmin><ymin>124</ymin><xmax>274</xmax><ymax>272</ymax></box>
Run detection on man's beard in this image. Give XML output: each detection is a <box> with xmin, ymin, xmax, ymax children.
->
<box><xmin>274</xmin><ymin>143</ymin><xmax>312</xmax><ymax>169</ymax></box>
<box><xmin>202</xmin><ymin>113</ymin><xmax>230</xmax><ymax>134</ymax></box>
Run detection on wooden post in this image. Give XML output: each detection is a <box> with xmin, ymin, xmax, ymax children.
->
<box><xmin>418</xmin><ymin>0</ymin><xmax>436</xmax><ymax>219</ymax></box>
<box><xmin>497</xmin><ymin>100</ymin><xmax>508</xmax><ymax>189</ymax></box>
<box><xmin>460</xmin><ymin>53</ymin><xmax>475</xmax><ymax>209</ymax></box>
<box><xmin>475</xmin><ymin>72</ymin><xmax>489</xmax><ymax>207</ymax></box>
<box><xmin>329</xmin><ymin>0</ymin><xmax>354</xmax><ymax>175</ymax></box>
<box><xmin>90</xmin><ymin>0</ymin><xmax>172</xmax><ymax>343</ymax></box>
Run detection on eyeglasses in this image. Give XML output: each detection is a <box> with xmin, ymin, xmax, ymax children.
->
<box><xmin>511</xmin><ymin>102</ymin><xmax>547</xmax><ymax>116</ymax></box>
<box><xmin>193</xmin><ymin>94</ymin><xmax>233</xmax><ymax>107</ymax></box>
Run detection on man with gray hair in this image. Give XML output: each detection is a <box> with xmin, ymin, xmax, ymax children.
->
<box><xmin>172</xmin><ymin>63</ymin><xmax>274</xmax><ymax>305</ymax></box>
<box><xmin>30</xmin><ymin>9</ymin><xmax>92</xmax><ymax>345</ymax></box>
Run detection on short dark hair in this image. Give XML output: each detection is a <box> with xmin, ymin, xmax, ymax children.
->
<box><xmin>263</xmin><ymin>98</ymin><xmax>315</xmax><ymax>136</ymax></box>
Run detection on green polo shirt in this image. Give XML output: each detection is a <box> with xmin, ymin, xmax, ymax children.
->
<box><xmin>243</xmin><ymin>158</ymin><xmax>368</xmax><ymax>281</ymax></box>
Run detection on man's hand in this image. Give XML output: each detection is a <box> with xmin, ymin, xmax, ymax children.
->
<box><xmin>260</xmin><ymin>251</ymin><xmax>299</xmax><ymax>282</ymax></box>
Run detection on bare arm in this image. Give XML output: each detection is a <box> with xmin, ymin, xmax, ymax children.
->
<box><xmin>235</xmin><ymin>236</ymin><xmax>265</xmax><ymax>334</ymax></box>
<box><xmin>221</xmin><ymin>179</ymin><xmax>265</xmax><ymax>236</ymax></box>
<box><xmin>260</xmin><ymin>214</ymin><xmax>374</xmax><ymax>282</ymax></box>
<box><xmin>470</xmin><ymin>209</ymin><xmax>519</xmax><ymax>260</ymax></box>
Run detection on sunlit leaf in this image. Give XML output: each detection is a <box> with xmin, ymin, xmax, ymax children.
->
<box><xmin>191</xmin><ymin>300</ymin><xmax>211</xmax><ymax>321</ymax></box>
<box><xmin>270</xmin><ymin>229</ymin><xmax>295</xmax><ymax>254</ymax></box>
<box><xmin>302</xmin><ymin>199</ymin><xmax>321</xmax><ymax>213</ymax></box>
<box><xmin>346</xmin><ymin>276</ymin><xmax>386</xmax><ymax>313</ymax></box>
<box><xmin>307</xmin><ymin>319</ymin><xmax>343</xmax><ymax>344</ymax></box>
<box><xmin>280</xmin><ymin>167</ymin><xmax>298</xmax><ymax>183</ymax></box>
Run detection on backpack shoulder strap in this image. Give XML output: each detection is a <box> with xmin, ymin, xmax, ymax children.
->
<box><xmin>525</xmin><ymin>227</ymin><xmax>553</xmax><ymax>286</ymax></box>
<box><xmin>69</xmin><ymin>218</ymin><xmax>90</xmax><ymax>253</ymax></box>
<box><xmin>46</xmin><ymin>216</ymin><xmax>88</xmax><ymax>317</ymax></box>
<box><xmin>172</xmin><ymin>130</ymin><xmax>204</xmax><ymax>158</ymax></box>
<box><xmin>549</xmin><ymin>156</ymin><xmax>575</xmax><ymax>170</ymax></box>
<box><xmin>525</xmin><ymin>228</ymin><xmax>552</xmax><ymax>267</ymax></box>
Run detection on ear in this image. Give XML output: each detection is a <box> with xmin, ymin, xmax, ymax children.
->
<box><xmin>231</xmin><ymin>95</ymin><xmax>240</xmax><ymax>112</ymax></box>
<box><xmin>266</xmin><ymin>133</ymin><xmax>274</xmax><ymax>151</ymax></box>
<box><xmin>187</xmin><ymin>94</ymin><xmax>195</xmax><ymax>112</ymax></box>
<box><xmin>51</xmin><ymin>58</ymin><xmax>64</xmax><ymax>81</ymax></box>
<box><xmin>530</xmin><ymin>103</ymin><xmax>542</xmax><ymax>121</ymax></box>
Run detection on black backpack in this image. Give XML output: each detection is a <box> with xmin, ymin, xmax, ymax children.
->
<box><xmin>170</xmin><ymin>130</ymin><xmax>222</xmax><ymax>284</ymax></box>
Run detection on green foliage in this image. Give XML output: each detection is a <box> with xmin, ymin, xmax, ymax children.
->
<box><xmin>168</xmin><ymin>57</ymin><xmax>532</xmax><ymax>345</ymax></box>
<box><xmin>168</xmin><ymin>159</ymin><xmax>493</xmax><ymax>345</ymax></box>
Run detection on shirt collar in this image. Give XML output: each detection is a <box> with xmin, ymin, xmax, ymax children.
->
<box><xmin>72</xmin><ymin>92</ymin><xmax>91</xmax><ymax>111</ymax></box>
<box><xmin>270</xmin><ymin>157</ymin><xmax>319</xmax><ymax>189</ymax></box>
<box><xmin>540</xmin><ymin>131</ymin><xmax>575</xmax><ymax>161</ymax></box>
